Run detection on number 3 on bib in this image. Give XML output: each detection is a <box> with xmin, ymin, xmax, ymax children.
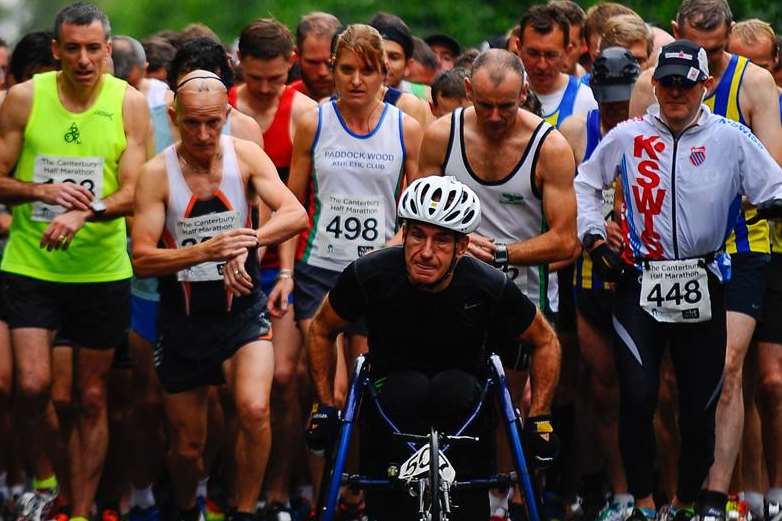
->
<box><xmin>640</xmin><ymin>259</ymin><xmax>711</xmax><ymax>323</ymax></box>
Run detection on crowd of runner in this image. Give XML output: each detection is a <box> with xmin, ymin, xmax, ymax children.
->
<box><xmin>1</xmin><ymin>1</ymin><xmax>782</xmax><ymax>521</ymax></box>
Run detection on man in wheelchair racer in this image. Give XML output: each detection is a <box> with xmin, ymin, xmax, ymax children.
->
<box><xmin>305</xmin><ymin>176</ymin><xmax>562</xmax><ymax>520</ymax></box>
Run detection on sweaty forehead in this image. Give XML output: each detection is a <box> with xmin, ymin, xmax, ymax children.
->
<box><xmin>176</xmin><ymin>87</ymin><xmax>228</xmax><ymax>114</ymax></box>
<box><xmin>472</xmin><ymin>66</ymin><xmax>523</xmax><ymax>93</ymax></box>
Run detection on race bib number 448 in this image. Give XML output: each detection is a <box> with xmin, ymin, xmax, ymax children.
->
<box><xmin>640</xmin><ymin>259</ymin><xmax>711</xmax><ymax>323</ymax></box>
<box><xmin>31</xmin><ymin>155</ymin><xmax>104</xmax><ymax>222</ymax></box>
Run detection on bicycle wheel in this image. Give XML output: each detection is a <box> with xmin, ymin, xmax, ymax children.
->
<box><xmin>429</xmin><ymin>427</ymin><xmax>440</xmax><ymax>521</ymax></box>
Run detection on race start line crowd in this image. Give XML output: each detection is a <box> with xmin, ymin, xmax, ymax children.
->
<box><xmin>3</xmin><ymin>1</ymin><xmax>782</xmax><ymax>521</ymax></box>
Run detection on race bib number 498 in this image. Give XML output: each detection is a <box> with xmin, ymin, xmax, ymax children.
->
<box><xmin>31</xmin><ymin>155</ymin><xmax>104</xmax><ymax>222</ymax></box>
<box><xmin>318</xmin><ymin>194</ymin><xmax>384</xmax><ymax>260</ymax></box>
<box><xmin>640</xmin><ymin>259</ymin><xmax>711</xmax><ymax>323</ymax></box>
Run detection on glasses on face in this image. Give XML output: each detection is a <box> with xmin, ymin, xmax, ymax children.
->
<box><xmin>522</xmin><ymin>47</ymin><xmax>562</xmax><ymax>62</ymax></box>
<box><xmin>658</xmin><ymin>75</ymin><xmax>699</xmax><ymax>89</ymax></box>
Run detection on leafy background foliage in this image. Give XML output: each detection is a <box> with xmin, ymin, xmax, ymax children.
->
<box><xmin>11</xmin><ymin>0</ymin><xmax>782</xmax><ymax>48</ymax></box>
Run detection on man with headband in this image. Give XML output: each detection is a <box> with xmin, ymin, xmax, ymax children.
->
<box><xmin>131</xmin><ymin>70</ymin><xmax>307</xmax><ymax>521</ymax></box>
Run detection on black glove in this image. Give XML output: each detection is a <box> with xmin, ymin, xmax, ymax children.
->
<box><xmin>523</xmin><ymin>415</ymin><xmax>560</xmax><ymax>468</ymax></box>
<box><xmin>305</xmin><ymin>403</ymin><xmax>339</xmax><ymax>454</ymax></box>
<box><xmin>589</xmin><ymin>243</ymin><xmax>624</xmax><ymax>282</ymax></box>
<box><xmin>746</xmin><ymin>199</ymin><xmax>782</xmax><ymax>224</ymax></box>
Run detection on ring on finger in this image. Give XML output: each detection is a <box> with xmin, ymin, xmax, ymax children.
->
<box><xmin>59</xmin><ymin>234</ymin><xmax>68</xmax><ymax>243</ymax></box>
<box><xmin>234</xmin><ymin>269</ymin><xmax>241</xmax><ymax>276</ymax></box>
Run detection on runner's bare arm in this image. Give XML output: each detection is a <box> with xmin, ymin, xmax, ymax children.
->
<box><xmin>228</xmin><ymin>108</ymin><xmax>264</xmax><ymax>149</ymax></box>
<box><xmin>307</xmin><ymin>296</ymin><xmax>350</xmax><ymax>407</ymax></box>
<box><xmin>131</xmin><ymin>157</ymin><xmax>258</xmax><ymax>277</ymax></box>
<box><xmin>0</xmin><ymin>82</ymin><xmax>93</xmax><ymax>208</ymax></box>
<box><xmin>415</xmin><ymin>115</ymin><xmax>452</xmax><ymax>180</ymax></box>
<box><xmin>742</xmin><ymin>65</ymin><xmax>782</xmax><ymax>165</ymax></box>
<box><xmin>398</xmin><ymin>92</ymin><xmax>433</xmax><ymax>129</ymax></box>
<box><xmin>237</xmin><ymin>139</ymin><xmax>308</xmax><ymax>248</ymax></box>
<box><xmin>289</xmin><ymin>91</ymin><xmax>318</xmax><ymax>145</ymax></box>
<box><xmin>558</xmin><ymin>114</ymin><xmax>587</xmax><ymax>165</ymax></box>
<box><xmin>287</xmin><ymin>107</ymin><xmax>318</xmax><ymax>205</ymax></box>
<box><xmin>508</xmin><ymin>130</ymin><xmax>579</xmax><ymax>265</ymax></box>
<box><xmin>385</xmin><ymin>115</ymin><xmax>423</xmax><ymax>246</ymax></box>
<box><xmin>547</xmin><ymin>116</ymin><xmax>587</xmax><ymax>270</ymax></box>
<box><xmin>629</xmin><ymin>68</ymin><xmax>655</xmax><ymax>119</ymax></box>
<box><xmin>519</xmin><ymin>309</ymin><xmax>561</xmax><ymax>417</ymax></box>
<box><xmin>88</xmin><ymin>86</ymin><xmax>149</xmax><ymax>220</ymax></box>
<box><xmin>402</xmin><ymin>113</ymin><xmax>423</xmax><ymax>185</ymax></box>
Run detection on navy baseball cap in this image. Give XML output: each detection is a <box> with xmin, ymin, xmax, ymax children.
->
<box><xmin>653</xmin><ymin>39</ymin><xmax>709</xmax><ymax>82</ymax></box>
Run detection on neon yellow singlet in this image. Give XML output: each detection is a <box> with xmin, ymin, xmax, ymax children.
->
<box><xmin>1</xmin><ymin>71</ymin><xmax>132</xmax><ymax>283</ymax></box>
<box><xmin>703</xmin><ymin>54</ymin><xmax>770</xmax><ymax>255</ymax></box>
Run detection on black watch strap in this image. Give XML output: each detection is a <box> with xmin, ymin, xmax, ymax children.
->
<box><xmin>494</xmin><ymin>242</ymin><xmax>509</xmax><ymax>268</ymax></box>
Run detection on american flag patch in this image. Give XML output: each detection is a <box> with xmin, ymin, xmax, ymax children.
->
<box><xmin>690</xmin><ymin>146</ymin><xmax>706</xmax><ymax>166</ymax></box>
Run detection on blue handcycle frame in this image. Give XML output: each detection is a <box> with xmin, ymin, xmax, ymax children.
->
<box><xmin>316</xmin><ymin>353</ymin><xmax>542</xmax><ymax>521</ymax></box>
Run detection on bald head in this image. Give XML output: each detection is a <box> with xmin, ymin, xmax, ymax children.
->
<box><xmin>471</xmin><ymin>49</ymin><xmax>526</xmax><ymax>87</ymax></box>
<box><xmin>174</xmin><ymin>69</ymin><xmax>228</xmax><ymax>111</ymax></box>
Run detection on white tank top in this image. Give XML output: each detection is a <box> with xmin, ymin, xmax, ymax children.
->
<box><xmin>146</xmin><ymin>78</ymin><xmax>169</xmax><ymax>109</ymax></box>
<box><xmin>163</xmin><ymin>135</ymin><xmax>250</xmax><ymax>285</ymax></box>
<box><xmin>301</xmin><ymin>101</ymin><xmax>406</xmax><ymax>271</ymax></box>
<box><xmin>444</xmin><ymin>108</ymin><xmax>555</xmax><ymax>310</ymax></box>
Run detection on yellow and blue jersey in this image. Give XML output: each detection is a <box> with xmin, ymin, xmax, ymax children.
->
<box><xmin>544</xmin><ymin>75</ymin><xmax>580</xmax><ymax>128</ymax></box>
<box><xmin>704</xmin><ymin>54</ymin><xmax>770</xmax><ymax>254</ymax></box>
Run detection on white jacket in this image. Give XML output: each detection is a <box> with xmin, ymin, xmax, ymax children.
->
<box><xmin>576</xmin><ymin>105</ymin><xmax>782</xmax><ymax>266</ymax></box>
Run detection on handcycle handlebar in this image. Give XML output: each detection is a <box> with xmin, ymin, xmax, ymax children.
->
<box><xmin>391</xmin><ymin>431</ymin><xmax>480</xmax><ymax>445</ymax></box>
<box><xmin>340</xmin><ymin>471</ymin><xmax>518</xmax><ymax>490</ymax></box>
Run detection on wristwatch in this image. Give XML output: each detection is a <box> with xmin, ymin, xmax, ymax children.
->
<box><xmin>494</xmin><ymin>242</ymin><xmax>509</xmax><ymax>269</ymax></box>
<box><xmin>89</xmin><ymin>200</ymin><xmax>107</xmax><ymax>219</ymax></box>
<box><xmin>582</xmin><ymin>233</ymin><xmax>604</xmax><ymax>251</ymax></box>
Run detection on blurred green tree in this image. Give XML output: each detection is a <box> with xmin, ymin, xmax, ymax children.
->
<box><xmin>11</xmin><ymin>0</ymin><xmax>782</xmax><ymax>50</ymax></box>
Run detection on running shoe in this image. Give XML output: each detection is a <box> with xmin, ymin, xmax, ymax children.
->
<box><xmin>15</xmin><ymin>492</ymin><xmax>55</xmax><ymax>521</ymax></box>
<box><xmin>768</xmin><ymin>500</ymin><xmax>782</xmax><ymax>521</ymax></box>
<box><xmin>333</xmin><ymin>497</ymin><xmax>367</xmax><ymax>521</ymax></box>
<box><xmin>626</xmin><ymin>508</ymin><xmax>657</xmax><ymax>521</ymax></box>
<box><xmin>204</xmin><ymin>499</ymin><xmax>225</xmax><ymax>521</ymax></box>
<box><xmin>100</xmin><ymin>508</ymin><xmax>121</xmax><ymax>521</ymax></box>
<box><xmin>658</xmin><ymin>505</ymin><xmax>695</xmax><ymax>521</ymax></box>
<box><xmin>596</xmin><ymin>496</ymin><xmax>635</xmax><ymax>521</ymax></box>
<box><xmin>264</xmin><ymin>503</ymin><xmax>293</xmax><ymax>521</ymax></box>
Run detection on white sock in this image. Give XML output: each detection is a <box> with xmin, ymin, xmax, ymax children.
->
<box><xmin>10</xmin><ymin>484</ymin><xmax>25</xmax><ymax>499</ymax></box>
<box><xmin>489</xmin><ymin>488</ymin><xmax>511</xmax><ymax>513</ymax></box>
<box><xmin>132</xmin><ymin>485</ymin><xmax>155</xmax><ymax>510</ymax></box>
<box><xmin>741</xmin><ymin>491</ymin><xmax>764</xmax><ymax>518</ymax></box>
<box><xmin>196</xmin><ymin>478</ymin><xmax>208</xmax><ymax>500</ymax></box>
<box><xmin>768</xmin><ymin>487</ymin><xmax>782</xmax><ymax>504</ymax></box>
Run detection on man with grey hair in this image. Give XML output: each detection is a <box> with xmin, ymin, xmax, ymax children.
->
<box><xmin>112</xmin><ymin>35</ymin><xmax>146</xmax><ymax>85</ymax></box>
<box><xmin>0</xmin><ymin>3</ymin><xmax>148</xmax><ymax>521</ymax></box>
<box><xmin>629</xmin><ymin>1</ymin><xmax>782</xmax><ymax>514</ymax></box>
<box><xmin>291</xmin><ymin>11</ymin><xmax>342</xmax><ymax>100</ymax></box>
<box><xmin>419</xmin><ymin>49</ymin><xmax>577</xmax><ymax>519</ymax></box>
<box><xmin>132</xmin><ymin>70</ymin><xmax>307</xmax><ymax>521</ymax></box>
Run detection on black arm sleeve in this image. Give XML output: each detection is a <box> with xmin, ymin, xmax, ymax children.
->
<box><xmin>327</xmin><ymin>261</ymin><xmax>367</xmax><ymax>323</ymax></box>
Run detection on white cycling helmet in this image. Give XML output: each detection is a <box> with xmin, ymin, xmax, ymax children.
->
<box><xmin>398</xmin><ymin>176</ymin><xmax>481</xmax><ymax>234</ymax></box>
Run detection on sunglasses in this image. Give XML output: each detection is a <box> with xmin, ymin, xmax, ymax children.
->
<box><xmin>658</xmin><ymin>75</ymin><xmax>699</xmax><ymax>89</ymax></box>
